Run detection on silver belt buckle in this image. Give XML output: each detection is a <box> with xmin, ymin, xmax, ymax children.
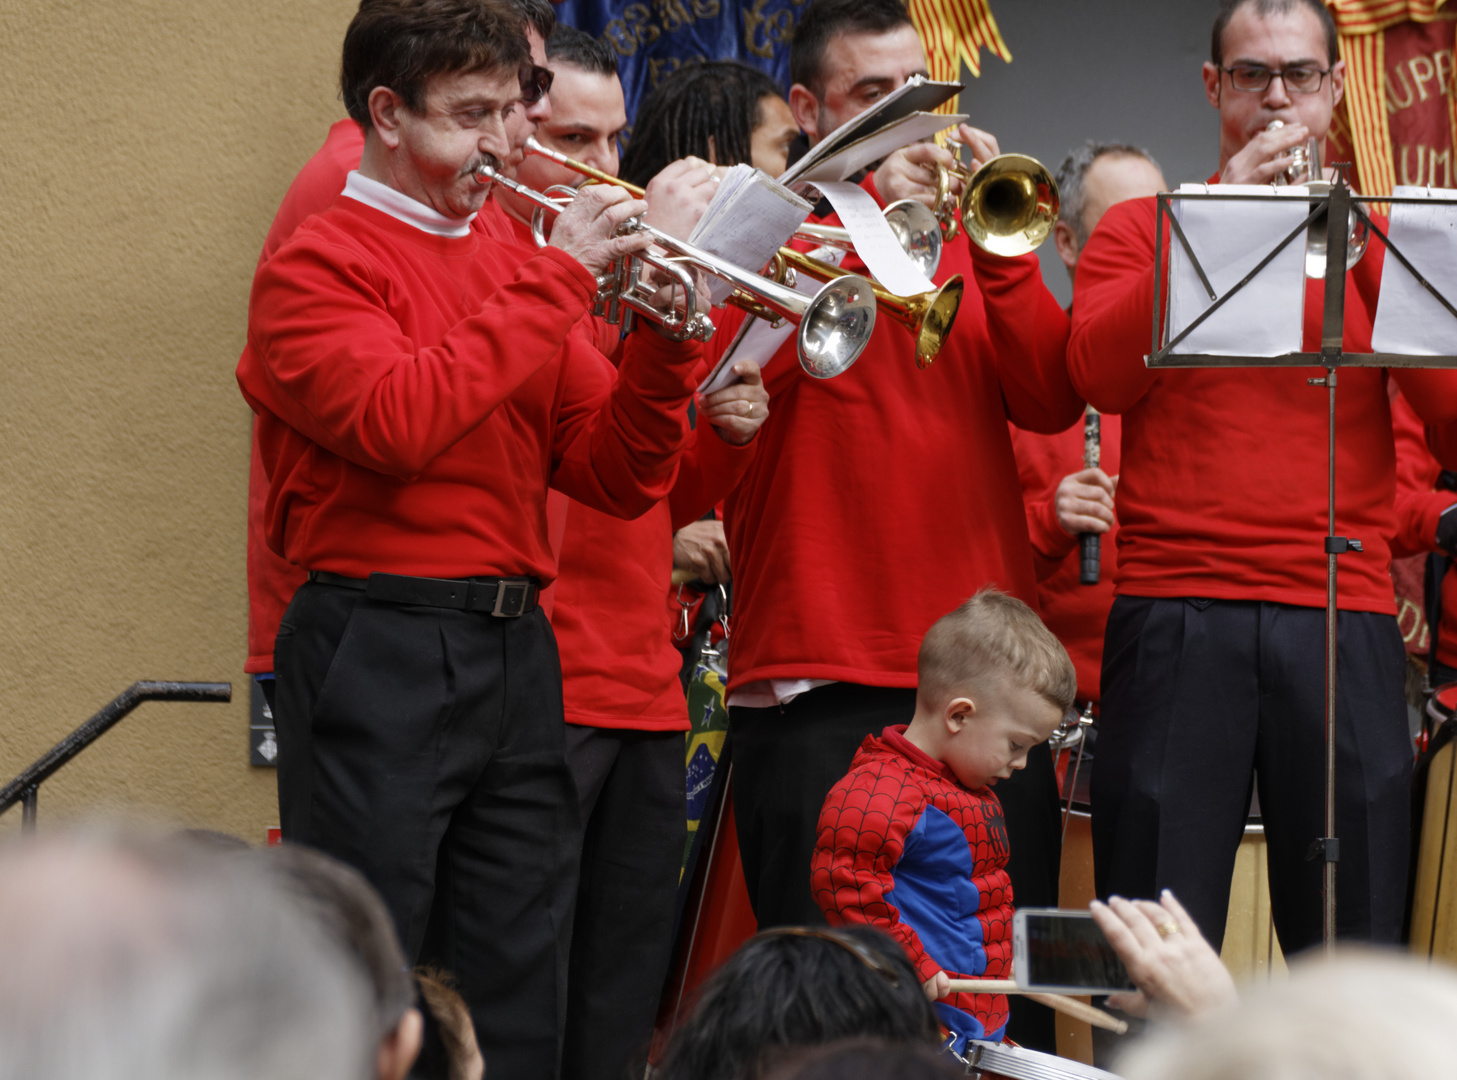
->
<box><xmin>492</xmin><ymin>579</ymin><xmax>531</xmax><ymax>617</ymax></box>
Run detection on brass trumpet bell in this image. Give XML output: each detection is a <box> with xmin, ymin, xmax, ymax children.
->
<box><xmin>960</xmin><ymin>154</ymin><xmax>1060</xmax><ymax>257</ymax></box>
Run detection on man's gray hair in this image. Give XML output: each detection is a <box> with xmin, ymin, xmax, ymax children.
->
<box><xmin>0</xmin><ymin>828</ymin><xmax>374</xmax><ymax>1080</ymax></box>
<box><xmin>1055</xmin><ymin>141</ymin><xmax>1161</xmax><ymax>246</ymax></box>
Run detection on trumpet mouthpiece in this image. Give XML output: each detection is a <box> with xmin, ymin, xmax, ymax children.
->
<box><xmin>472</xmin><ymin>155</ymin><xmax>505</xmax><ymax>185</ymax></box>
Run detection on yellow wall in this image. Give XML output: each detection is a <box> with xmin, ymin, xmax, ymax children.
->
<box><xmin>0</xmin><ymin>0</ymin><xmax>357</xmax><ymax>839</ymax></box>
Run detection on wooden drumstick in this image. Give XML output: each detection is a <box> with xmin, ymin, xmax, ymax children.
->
<box><xmin>943</xmin><ymin>980</ymin><xmax>1129</xmax><ymax>1034</ymax></box>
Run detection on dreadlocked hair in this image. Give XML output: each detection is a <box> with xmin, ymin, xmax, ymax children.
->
<box><xmin>620</xmin><ymin>61</ymin><xmax>784</xmax><ymax>187</ymax></box>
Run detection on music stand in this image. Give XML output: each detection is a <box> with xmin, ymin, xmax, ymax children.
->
<box><xmin>1145</xmin><ymin>170</ymin><xmax>1457</xmax><ymax>949</ymax></box>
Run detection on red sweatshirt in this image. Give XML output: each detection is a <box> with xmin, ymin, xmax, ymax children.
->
<box><xmin>1010</xmin><ymin>413</ymin><xmax>1122</xmax><ymax>704</ymax></box>
<box><xmin>718</xmin><ymin>174</ymin><xmax>1083</xmax><ymax>695</ymax></box>
<box><xmin>237</xmin><ymin>195</ymin><xmax>700</xmax><ymax>580</ymax></box>
<box><xmin>489</xmin><ymin>215</ymin><xmax>761</xmax><ymax>730</ymax></box>
<box><xmin>1068</xmin><ymin>194</ymin><xmax>1457</xmax><ymax>614</ymax></box>
<box><xmin>243</xmin><ymin>119</ymin><xmax>516</xmax><ymax>671</ymax></box>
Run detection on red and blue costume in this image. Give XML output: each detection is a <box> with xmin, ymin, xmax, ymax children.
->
<box><xmin>811</xmin><ymin>725</ymin><xmax>1013</xmax><ymax>1051</ymax></box>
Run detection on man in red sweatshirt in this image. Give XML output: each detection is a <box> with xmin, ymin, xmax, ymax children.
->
<box><xmin>234</xmin><ymin>2</ymin><xmax>725</xmax><ymax>1076</ymax></box>
<box><xmin>717</xmin><ymin>0</ymin><xmax>1083</xmax><ymax>1011</ymax></box>
<box><xmin>243</xmin><ymin>0</ymin><xmax>559</xmax><ymax>711</ymax></box>
<box><xmin>1068</xmin><ymin>0</ymin><xmax>1457</xmax><ymax>953</ymax></box>
<box><xmin>1012</xmin><ymin>142</ymin><xmax>1166</xmax><ymax>709</ymax></box>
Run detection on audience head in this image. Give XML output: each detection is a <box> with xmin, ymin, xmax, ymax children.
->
<box><xmin>787</xmin><ymin>0</ymin><xmax>924</xmax><ymax>144</ymax></box>
<box><xmin>0</xmin><ymin>827</ymin><xmax>373</xmax><ymax>1080</ymax></box>
<box><xmin>253</xmin><ymin>844</ymin><xmax>422</xmax><ymax>1080</ymax></box>
<box><xmin>910</xmin><ymin>589</ymin><xmax>1075</xmax><ymax>789</ymax></box>
<box><xmin>413</xmin><ymin>968</ymin><xmax>486</xmax><ymax>1080</ymax></box>
<box><xmin>656</xmin><ymin>925</ymin><xmax>942</xmax><ymax>1080</ymax></box>
<box><xmin>1202</xmin><ymin>0</ymin><xmax>1344</xmax><ymax>170</ymax></box>
<box><xmin>620</xmin><ymin>62</ymin><xmax>796</xmax><ymax>186</ymax></box>
<box><xmin>1053</xmin><ymin>142</ymin><xmax>1166</xmax><ymax>279</ymax></box>
<box><xmin>760</xmin><ymin>1038</ymin><xmax>965</xmax><ymax>1080</ymax></box>
<box><xmin>1117</xmin><ymin>949</ymin><xmax>1457</xmax><ymax>1080</ymax></box>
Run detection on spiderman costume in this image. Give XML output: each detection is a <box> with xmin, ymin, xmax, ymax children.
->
<box><xmin>812</xmin><ymin>725</ymin><xmax>1013</xmax><ymax>1051</ymax></box>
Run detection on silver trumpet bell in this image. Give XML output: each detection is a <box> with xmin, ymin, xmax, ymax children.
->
<box><xmin>1264</xmin><ymin>120</ymin><xmax>1369</xmax><ymax>278</ymax></box>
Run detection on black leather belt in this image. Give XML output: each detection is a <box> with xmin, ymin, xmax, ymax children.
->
<box><xmin>308</xmin><ymin>570</ymin><xmax>539</xmax><ymax>617</ymax></box>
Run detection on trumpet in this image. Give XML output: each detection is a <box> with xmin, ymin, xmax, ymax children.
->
<box><xmin>524</xmin><ymin>137</ymin><xmax>943</xmax><ymax>276</ymax></box>
<box><xmin>770</xmin><ymin>248</ymin><xmax>963</xmax><ymax>368</ymax></box>
<box><xmin>475</xmin><ymin>163</ymin><xmax>877</xmax><ymax>379</ymax></box>
<box><xmin>1264</xmin><ymin>119</ymin><xmax>1368</xmax><ymax>278</ymax></box>
<box><xmin>933</xmin><ymin>152</ymin><xmax>1060</xmax><ymax>256</ymax></box>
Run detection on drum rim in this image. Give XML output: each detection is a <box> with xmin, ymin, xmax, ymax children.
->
<box><xmin>968</xmin><ymin>1039</ymin><xmax>1121</xmax><ymax>1080</ymax></box>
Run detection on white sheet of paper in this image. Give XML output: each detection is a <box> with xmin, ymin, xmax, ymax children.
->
<box><xmin>812</xmin><ymin>181</ymin><xmax>934</xmax><ymax>296</ymax></box>
<box><xmin>789</xmin><ymin>112</ymin><xmax>966</xmax><ymax>184</ymax></box>
<box><xmin>1166</xmin><ymin>183</ymin><xmax>1306</xmax><ymax>358</ymax></box>
<box><xmin>697</xmin><ymin>248</ymin><xmax>845</xmax><ymax>394</ymax></box>
<box><xmin>687</xmin><ymin>165</ymin><xmax>811</xmax><ymax>305</ymax></box>
<box><xmin>1371</xmin><ymin>186</ymin><xmax>1457</xmax><ymax>356</ymax></box>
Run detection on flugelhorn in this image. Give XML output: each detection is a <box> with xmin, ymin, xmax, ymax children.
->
<box><xmin>525</xmin><ymin>137</ymin><xmax>942</xmax><ymax>275</ymax></box>
<box><xmin>1263</xmin><ymin>119</ymin><xmax>1368</xmax><ymax>278</ymax></box>
<box><xmin>934</xmin><ymin>151</ymin><xmax>1060</xmax><ymax>256</ymax></box>
<box><xmin>770</xmin><ymin>247</ymin><xmax>963</xmax><ymax>368</ymax></box>
<box><xmin>475</xmin><ymin>163</ymin><xmax>877</xmax><ymax>379</ymax></box>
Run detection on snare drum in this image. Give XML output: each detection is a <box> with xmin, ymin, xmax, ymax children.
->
<box><xmin>964</xmin><ymin>1040</ymin><xmax>1121</xmax><ymax>1080</ymax></box>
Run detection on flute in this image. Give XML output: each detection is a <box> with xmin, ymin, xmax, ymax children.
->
<box><xmin>1079</xmin><ymin>406</ymin><xmax>1101</xmax><ymax>586</ymax></box>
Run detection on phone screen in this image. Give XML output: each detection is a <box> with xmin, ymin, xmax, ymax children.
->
<box><xmin>1019</xmin><ymin>910</ymin><xmax>1134</xmax><ymax>992</ymax></box>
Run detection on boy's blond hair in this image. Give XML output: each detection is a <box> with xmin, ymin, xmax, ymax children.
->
<box><xmin>916</xmin><ymin>589</ymin><xmax>1076</xmax><ymax>714</ymax></box>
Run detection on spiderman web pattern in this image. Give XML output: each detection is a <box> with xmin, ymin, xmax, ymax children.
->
<box><xmin>811</xmin><ymin>737</ymin><xmax>1014</xmax><ymax>1033</ymax></box>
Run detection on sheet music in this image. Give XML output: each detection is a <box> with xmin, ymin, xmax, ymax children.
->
<box><xmin>1372</xmin><ymin>186</ymin><xmax>1457</xmax><ymax>355</ymax></box>
<box><xmin>790</xmin><ymin>112</ymin><xmax>967</xmax><ymax>184</ymax></box>
<box><xmin>697</xmin><ymin>248</ymin><xmax>846</xmax><ymax>394</ymax></box>
<box><xmin>778</xmin><ymin>75</ymin><xmax>961</xmax><ymax>186</ymax></box>
<box><xmin>1166</xmin><ymin>183</ymin><xmax>1307</xmax><ymax>358</ymax></box>
<box><xmin>687</xmin><ymin>165</ymin><xmax>812</xmax><ymax>305</ymax></box>
<box><xmin>813</xmin><ymin>182</ymin><xmax>934</xmax><ymax>296</ymax></box>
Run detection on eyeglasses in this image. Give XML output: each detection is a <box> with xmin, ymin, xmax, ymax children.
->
<box><xmin>1222</xmin><ymin>64</ymin><xmax>1330</xmax><ymax>93</ymax></box>
<box><xmin>520</xmin><ymin>65</ymin><xmax>553</xmax><ymax>105</ymax></box>
<box><xmin>755</xmin><ymin>927</ymin><xmax>902</xmax><ymax>987</ymax></box>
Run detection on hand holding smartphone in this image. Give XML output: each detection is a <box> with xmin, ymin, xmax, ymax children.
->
<box><xmin>1012</xmin><ymin>907</ymin><xmax>1135</xmax><ymax>995</ymax></box>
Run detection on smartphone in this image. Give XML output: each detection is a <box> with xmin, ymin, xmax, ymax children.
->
<box><xmin>1012</xmin><ymin>908</ymin><xmax>1135</xmax><ymax>995</ymax></box>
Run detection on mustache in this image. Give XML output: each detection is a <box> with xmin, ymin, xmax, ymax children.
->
<box><xmin>469</xmin><ymin>153</ymin><xmax>504</xmax><ymax>184</ymax></box>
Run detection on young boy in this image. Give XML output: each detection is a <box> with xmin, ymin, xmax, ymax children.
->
<box><xmin>810</xmin><ymin>589</ymin><xmax>1075</xmax><ymax>1051</ymax></box>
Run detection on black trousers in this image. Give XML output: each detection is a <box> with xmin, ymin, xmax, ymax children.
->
<box><xmin>560</xmin><ymin>725</ymin><xmax>685</xmax><ymax>1080</ymax></box>
<box><xmin>274</xmin><ymin>582</ymin><xmax>578</xmax><ymax>1080</ymax></box>
<box><xmin>1093</xmin><ymin>597</ymin><xmax>1412</xmax><ymax>954</ymax></box>
<box><xmin>730</xmin><ymin>681</ymin><xmax>1062</xmax><ymax>1050</ymax></box>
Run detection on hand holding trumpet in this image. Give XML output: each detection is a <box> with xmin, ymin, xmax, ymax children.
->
<box><xmin>874</xmin><ymin>123</ymin><xmax>1001</xmax><ymax>209</ymax></box>
<box><xmin>548</xmin><ymin>184</ymin><xmax>653</xmax><ymax>277</ymax></box>
<box><xmin>1220</xmin><ymin>119</ymin><xmax>1310</xmax><ymax>186</ymax></box>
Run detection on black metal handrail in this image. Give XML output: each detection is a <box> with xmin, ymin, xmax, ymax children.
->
<box><xmin>0</xmin><ymin>681</ymin><xmax>232</xmax><ymax>831</ymax></box>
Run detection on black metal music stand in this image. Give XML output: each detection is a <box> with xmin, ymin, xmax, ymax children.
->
<box><xmin>1146</xmin><ymin>170</ymin><xmax>1457</xmax><ymax>949</ymax></box>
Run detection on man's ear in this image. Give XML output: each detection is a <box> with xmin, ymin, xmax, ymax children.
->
<box><xmin>944</xmin><ymin>696</ymin><xmax>976</xmax><ymax>734</ymax></box>
<box><xmin>1329</xmin><ymin>57</ymin><xmax>1346</xmax><ymax>110</ymax></box>
<box><xmin>376</xmin><ymin>1007</ymin><xmax>424</xmax><ymax>1080</ymax></box>
<box><xmin>369</xmin><ymin>86</ymin><xmax>408</xmax><ymax>150</ymax></box>
<box><xmin>1201</xmin><ymin>61</ymin><xmax>1221</xmax><ymax>110</ymax></box>
<box><xmin>788</xmin><ymin>83</ymin><xmax>820</xmax><ymax>143</ymax></box>
<box><xmin>1053</xmin><ymin>220</ymin><xmax>1080</xmax><ymax>277</ymax></box>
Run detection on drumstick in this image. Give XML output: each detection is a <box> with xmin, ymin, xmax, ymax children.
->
<box><xmin>670</xmin><ymin>569</ymin><xmax>697</xmax><ymax>586</ymax></box>
<box><xmin>943</xmin><ymin>980</ymin><xmax>1129</xmax><ymax>1034</ymax></box>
